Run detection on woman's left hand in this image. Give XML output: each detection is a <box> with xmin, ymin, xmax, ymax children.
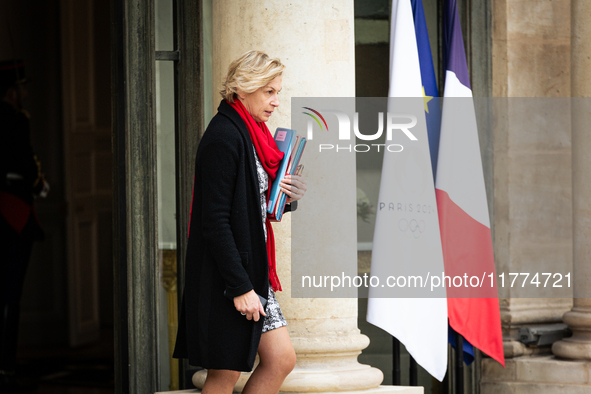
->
<box><xmin>280</xmin><ymin>174</ymin><xmax>307</xmax><ymax>203</ymax></box>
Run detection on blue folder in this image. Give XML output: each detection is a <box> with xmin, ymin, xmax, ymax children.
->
<box><xmin>267</xmin><ymin>128</ymin><xmax>296</xmax><ymax>215</ymax></box>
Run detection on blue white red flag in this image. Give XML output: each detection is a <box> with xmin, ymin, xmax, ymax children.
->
<box><xmin>410</xmin><ymin>0</ymin><xmax>476</xmax><ymax>364</ymax></box>
<box><xmin>435</xmin><ymin>0</ymin><xmax>505</xmax><ymax>367</ymax></box>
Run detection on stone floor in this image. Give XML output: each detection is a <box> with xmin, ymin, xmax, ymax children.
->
<box><xmin>5</xmin><ymin>329</ymin><xmax>114</xmax><ymax>394</ymax></box>
<box><xmin>2</xmin><ymin>386</ymin><xmax>113</xmax><ymax>394</ymax></box>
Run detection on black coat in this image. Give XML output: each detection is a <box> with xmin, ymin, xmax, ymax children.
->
<box><xmin>0</xmin><ymin>102</ymin><xmax>38</xmax><ymax>204</ymax></box>
<box><xmin>0</xmin><ymin>101</ymin><xmax>42</xmax><ymax>240</ymax></box>
<box><xmin>173</xmin><ymin>100</ymin><xmax>294</xmax><ymax>372</ymax></box>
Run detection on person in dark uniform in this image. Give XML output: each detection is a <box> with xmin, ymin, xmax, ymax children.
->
<box><xmin>0</xmin><ymin>59</ymin><xmax>48</xmax><ymax>390</ymax></box>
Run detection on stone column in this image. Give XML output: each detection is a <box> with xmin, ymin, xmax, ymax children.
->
<box><xmin>191</xmin><ymin>1</ymin><xmax>418</xmax><ymax>393</ymax></box>
<box><xmin>489</xmin><ymin>0</ymin><xmax>573</xmax><ymax>360</ymax></box>
<box><xmin>552</xmin><ymin>0</ymin><xmax>591</xmax><ymax>361</ymax></box>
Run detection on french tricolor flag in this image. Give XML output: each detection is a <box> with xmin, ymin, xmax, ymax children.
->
<box><xmin>436</xmin><ymin>0</ymin><xmax>505</xmax><ymax>367</ymax></box>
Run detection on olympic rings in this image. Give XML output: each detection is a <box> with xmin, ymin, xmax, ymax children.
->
<box><xmin>397</xmin><ymin>219</ymin><xmax>426</xmax><ymax>239</ymax></box>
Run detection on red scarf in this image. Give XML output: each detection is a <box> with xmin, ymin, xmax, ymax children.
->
<box><xmin>229</xmin><ymin>99</ymin><xmax>284</xmax><ymax>291</ymax></box>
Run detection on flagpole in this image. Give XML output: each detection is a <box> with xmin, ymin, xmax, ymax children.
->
<box><xmin>409</xmin><ymin>355</ymin><xmax>418</xmax><ymax>386</ymax></box>
<box><xmin>392</xmin><ymin>337</ymin><xmax>401</xmax><ymax>385</ymax></box>
<box><xmin>437</xmin><ymin>0</ymin><xmax>445</xmax><ymax>95</ymax></box>
<box><xmin>455</xmin><ymin>332</ymin><xmax>464</xmax><ymax>394</ymax></box>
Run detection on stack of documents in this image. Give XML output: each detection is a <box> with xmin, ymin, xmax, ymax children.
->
<box><xmin>267</xmin><ymin>128</ymin><xmax>306</xmax><ymax>222</ymax></box>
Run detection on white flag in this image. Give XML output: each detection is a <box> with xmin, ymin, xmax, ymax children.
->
<box><xmin>366</xmin><ymin>0</ymin><xmax>448</xmax><ymax>381</ymax></box>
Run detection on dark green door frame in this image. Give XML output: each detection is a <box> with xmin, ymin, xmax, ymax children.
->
<box><xmin>111</xmin><ymin>0</ymin><xmax>202</xmax><ymax>392</ymax></box>
<box><xmin>173</xmin><ymin>0</ymin><xmax>204</xmax><ymax>388</ymax></box>
<box><xmin>112</xmin><ymin>0</ymin><xmax>159</xmax><ymax>392</ymax></box>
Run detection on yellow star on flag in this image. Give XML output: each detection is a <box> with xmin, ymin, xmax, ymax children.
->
<box><xmin>423</xmin><ymin>86</ymin><xmax>433</xmax><ymax>113</ymax></box>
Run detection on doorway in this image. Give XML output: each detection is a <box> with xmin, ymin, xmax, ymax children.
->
<box><xmin>0</xmin><ymin>0</ymin><xmax>114</xmax><ymax>391</ymax></box>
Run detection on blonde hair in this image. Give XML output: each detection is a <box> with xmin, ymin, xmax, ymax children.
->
<box><xmin>220</xmin><ymin>50</ymin><xmax>285</xmax><ymax>103</ymax></box>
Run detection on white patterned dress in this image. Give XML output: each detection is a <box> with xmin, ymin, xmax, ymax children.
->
<box><xmin>252</xmin><ymin>146</ymin><xmax>288</xmax><ymax>333</ymax></box>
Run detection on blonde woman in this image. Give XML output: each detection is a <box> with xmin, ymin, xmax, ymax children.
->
<box><xmin>173</xmin><ymin>50</ymin><xmax>307</xmax><ymax>393</ymax></box>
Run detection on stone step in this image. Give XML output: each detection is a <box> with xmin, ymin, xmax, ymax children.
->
<box><xmin>156</xmin><ymin>386</ymin><xmax>423</xmax><ymax>394</ymax></box>
<box><xmin>482</xmin><ymin>355</ymin><xmax>591</xmax><ymax>386</ymax></box>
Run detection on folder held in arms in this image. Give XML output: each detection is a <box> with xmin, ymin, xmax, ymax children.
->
<box><xmin>267</xmin><ymin>127</ymin><xmax>307</xmax><ymax>222</ymax></box>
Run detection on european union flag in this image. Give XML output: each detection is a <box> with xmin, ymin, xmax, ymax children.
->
<box><xmin>411</xmin><ymin>0</ymin><xmax>441</xmax><ymax>179</ymax></box>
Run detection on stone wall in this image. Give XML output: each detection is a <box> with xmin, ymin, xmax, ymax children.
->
<box><xmin>482</xmin><ymin>0</ymin><xmax>585</xmax><ymax>392</ymax></box>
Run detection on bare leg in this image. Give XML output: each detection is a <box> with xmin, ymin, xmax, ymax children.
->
<box><xmin>242</xmin><ymin>326</ymin><xmax>296</xmax><ymax>394</ymax></box>
<box><xmin>202</xmin><ymin>369</ymin><xmax>241</xmax><ymax>394</ymax></box>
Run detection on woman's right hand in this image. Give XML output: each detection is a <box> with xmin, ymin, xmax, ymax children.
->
<box><xmin>233</xmin><ymin>290</ymin><xmax>266</xmax><ymax>321</ymax></box>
